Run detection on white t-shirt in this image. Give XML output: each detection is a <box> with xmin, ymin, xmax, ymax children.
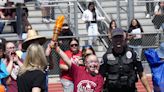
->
<box><xmin>82</xmin><ymin>9</ymin><xmax>104</xmax><ymax>22</ymax></box>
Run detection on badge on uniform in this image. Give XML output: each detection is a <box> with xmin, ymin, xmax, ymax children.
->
<box><xmin>126</xmin><ymin>51</ymin><xmax>132</xmax><ymax>59</ymax></box>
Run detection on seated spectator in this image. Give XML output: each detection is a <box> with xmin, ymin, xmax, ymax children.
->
<box><xmin>2</xmin><ymin>1</ymin><xmax>16</xmax><ymax>33</ymax></box>
<box><xmin>59</xmin><ymin>23</ymin><xmax>73</xmax><ymax>51</ymax></box>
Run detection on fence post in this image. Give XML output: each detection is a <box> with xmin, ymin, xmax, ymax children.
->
<box><xmin>16</xmin><ymin>3</ymin><xmax>23</xmax><ymax>37</ymax></box>
<box><xmin>127</xmin><ymin>0</ymin><xmax>134</xmax><ymax>27</ymax></box>
<box><xmin>116</xmin><ymin>0</ymin><xmax>121</xmax><ymax>28</ymax></box>
<box><xmin>74</xmin><ymin>1</ymin><xmax>78</xmax><ymax>36</ymax></box>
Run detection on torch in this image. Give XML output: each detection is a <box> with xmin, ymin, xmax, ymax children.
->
<box><xmin>52</xmin><ymin>15</ymin><xmax>65</xmax><ymax>41</ymax></box>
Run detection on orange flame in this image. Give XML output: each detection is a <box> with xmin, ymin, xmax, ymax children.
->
<box><xmin>52</xmin><ymin>15</ymin><xmax>65</xmax><ymax>41</ymax></box>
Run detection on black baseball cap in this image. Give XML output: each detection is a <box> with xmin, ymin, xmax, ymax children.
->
<box><xmin>112</xmin><ymin>28</ymin><xmax>124</xmax><ymax>38</ymax></box>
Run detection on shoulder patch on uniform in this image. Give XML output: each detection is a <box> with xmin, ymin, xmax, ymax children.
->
<box><xmin>126</xmin><ymin>51</ymin><xmax>132</xmax><ymax>59</ymax></box>
<box><xmin>107</xmin><ymin>54</ymin><xmax>116</xmax><ymax>60</ymax></box>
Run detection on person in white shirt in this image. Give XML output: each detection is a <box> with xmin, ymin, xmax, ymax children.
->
<box><xmin>82</xmin><ymin>2</ymin><xmax>104</xmax><ymax>45</ymax></box>
<box><xmin>154</xmin><ymin>2</ymin><xmax>164</xmax><ymax>30</ymax></box>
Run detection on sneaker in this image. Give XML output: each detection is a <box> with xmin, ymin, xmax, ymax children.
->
<box><xmin>48</xmin><ymin>18</ymin><xmax>55</xmax><ymax>22</ymax></box>
<box><xmin>42</xmin><ymin>18</ymin><xmax>50</xmax><ymax>23</ymax></box>
<box><xmin>146</xmin><ymin>14</ymin><xmax>150</xmax><ymax>18</ymax></box>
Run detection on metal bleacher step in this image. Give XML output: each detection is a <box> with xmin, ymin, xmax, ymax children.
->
<box><xmin>0</xmin><ymin>33</ymin><xmax>18</xmax><ymax>41</ymax></box>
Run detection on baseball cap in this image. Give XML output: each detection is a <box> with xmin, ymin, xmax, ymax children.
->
<box><xmin>112</xmin><ymin>28</ymin><xmax>124</xmax><ymax>38</ymax></box>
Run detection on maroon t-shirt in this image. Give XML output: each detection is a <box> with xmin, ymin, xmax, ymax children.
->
<box><xmin>70</xmin><ymin>63</ymin><xmax>104</xmax><ymax>92</ymax></box>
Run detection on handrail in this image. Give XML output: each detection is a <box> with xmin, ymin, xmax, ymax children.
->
<box><xmin>119</xmin><ymin>6</ymin><xmax>127</xmax><ymax>13</ymax></box>
<box><xmin>40</xmin><ymin>0</ymin><xmax>76</xmax><ymax>3</ymax></box>
<box><xmin>77</xmin><ymin>2</ymin><xmax>84</xmax><ymax>13</ymax></box>
<box><xmin>40</xmin><ymin>3</ymin><xmax>74</xmax><ymax>8</ymax></box>
<box><xmin>0</xmin><ymin>6</ymin><xmax>16</xmax><ymax>9</ymax></box>
<box><xmin>0</xmin><ymin>19</ymin><xmax>16</xmax><ymax>22</ymax></box>
<box><xmin>94</xmin><ymin>0</ymin><xmax>112</xmax><ymax>24</ymax></box>
<box><xmin>120</xmin><ymin>0</ymin><xmax>161</xmax><ymax>3</ymax></box>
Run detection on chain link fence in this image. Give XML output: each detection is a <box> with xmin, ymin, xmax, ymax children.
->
<box><xmin>43</xmin><ymin>32</ymin><xmax>163</xmax><ymax>75</ymax></box>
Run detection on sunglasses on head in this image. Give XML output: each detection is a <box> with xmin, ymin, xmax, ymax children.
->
<box><xmin>85</xmin><ymin>53</ymin><xmax>93</xmax><ymax>57</ymax></box>
<box><xmin>82</xmin><ymin>45</ymin><xmax>92</xmax><ymax>49</ymax></box>
<box><xmin>70</xmin><ymin>44</ymin><xmax>78</xmax><ymax>47</ymax></box>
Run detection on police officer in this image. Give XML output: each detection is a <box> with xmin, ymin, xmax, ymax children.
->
<box><xmin>99</xmin><ymin>28</ymin><xmax>151</xmax><ymax>92</ymax></box>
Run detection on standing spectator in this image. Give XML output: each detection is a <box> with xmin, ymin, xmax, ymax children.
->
<box><xmin>19</xmin><ymin>3</ymin><xmax>32</xmax><ymax>33</ymax></box>
<box><xmin>99</xmin><ymin>28</ymin><xmax>151</xmax><ymax>92</ymax></box>
<box><xmin>108</xmin><ymin>20</ymin><xmax>117</xmax><ymax>39</ymax></box>
<box><xmin>40</xmin><ymin>0</ymin><xmax>54</xmax><ymax>23</ymax></box>
<box><xmin>17</xmin><ymin>43</ymin><xmax>48</xmax><ymax>92</ymax></box>
<box><xmin>128</xmin><ymin>18</ymin><xmax>144</xmax><ymax>61</ymax></box>
<box><xmin>145</xmin><ymin>0</ymin><xmax>155</xmax><ymax>18</ymax></box>
<box><xmin>51</xmin><ymin>40</ymin><xmax>104</xmax><ymax>92</ymax></box>
<box><xmin>3</xmin><ymin>42</ymin><xmax>23</xmax><ymax>92</ymax></box>
<box><xmin>3</xmin><ymin>0</ymin><xmax>16</xmax><ymax>33</ymax></box>
<box><xmin>107</xmin><ymin>20</ymin><xmax>117</xmax><ymax>47</ymax></box>
<box><xmin>82</xmin><ymin>2</ymin><xmax>105</xmax><ymax>45</ymax></box>
<box><xmin>154</xmin><ymin>2</ymin><xmax>164</xmax><ymax>30</ymax></box>
<box><xmin>0</xmin><ymin>38</ymin><xmax>9</xmax><ymax>92</ymax></box>
<box><xmin>59</xmin><ymin>38</ymin><xmax>82</xmax><ymax>92</ymax></box>
<box><xmin>59</xmin><ymin>23</ymin><xmax>73</xmax><ymax>51</ymax></box>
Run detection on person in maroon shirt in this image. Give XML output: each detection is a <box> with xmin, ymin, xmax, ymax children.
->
<box><xmin>50</xmin><ymin>41</ymin><xmax>104</xmax><ymax>92</ymax></box>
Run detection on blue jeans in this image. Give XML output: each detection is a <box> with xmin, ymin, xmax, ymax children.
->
<box><xmin>129</xmin><ymin>45</ymin><xmax>142</xmax><ymax>61</ymax></box>
<box><xmin>161</xmin><ymin>23</ymin><xmax>164</xmax><ymax>31</ymax></box>
<box><xmin>60</xmin><ymin>78</ymin><xmax>74</xmax><ymax>92</ymax></box>
<box><xmin>0</xmin><ymin>22</ymin><xmax>5</xmax><ymax>33</ymax></box>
